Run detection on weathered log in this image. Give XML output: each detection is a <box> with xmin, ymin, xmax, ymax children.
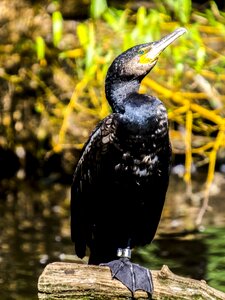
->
<box><xmin>38</xmin><ymin>262</ymin><xmax>225</xmax><ymax>300</ymax></box>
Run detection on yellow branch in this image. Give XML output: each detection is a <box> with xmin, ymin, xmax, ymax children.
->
<box><xmin>184</xmin><ymin>109</ymin><xmax>193</xmax><ymax>186</ymax></box>
<box><xmin>190</xmin><ymin>103</ymin><xmax>225</xmax><ymax>126</ymax></box>
<box><xmin>196</xmin><ymin>126</ymin><xmax>225</xmax><ymax>225</ymax></box>
<box><xmin>176</xmin><ymin>92</ymin><xmax>206</xmax><ymax>99</ymax></box>
<box><xmin>198</xmin><ymin>25</ymin><xmax>225</xmax><ymax>34</ymax></box>
<box><xmin>143</xmin><ymin>77</ymin><xmax>225</xmax><ymax>126</ymax></box>
<box><xmin>206</xmin><ymin>126</ymin><xmax>225</xmax><ymax>188</ymax></box>
<box><xmin>201</xmin><ymin>69</ymin><xmax>225</xmax><ymax>81</ymax></box>
<box><xmin>168</xmin><ymin>105</ymin><xmax>189</xmax><ymax>119</ymax></box>
<box><xmin>192</xmin><ymin>142</ymin><xmax>214</xmax><ymax>154</ymax></box>
<box><xmin>54</xmin><ymin>77</ymin><xmax>88</xmax><ymax>152</ymax></box>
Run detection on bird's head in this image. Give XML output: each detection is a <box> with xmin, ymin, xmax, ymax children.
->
<box><xmin>108</xmin><ymin>27</ymin><xmax>187</xmax><ymax>81</ymax></box>
<box><xmin>105</xmin><ymin>27</ymin><xmax>187</xmax><ymax>112</ymax></box>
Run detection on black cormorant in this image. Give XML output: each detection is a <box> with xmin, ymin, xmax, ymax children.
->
<box><xmin>71</xmin><ymin>27</ymin><xmax>187</xmax><ymax>294</ymax></box>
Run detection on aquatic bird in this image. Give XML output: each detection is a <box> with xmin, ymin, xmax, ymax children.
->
<box><xmin>71</xmin><ymin>27</ymin><xmax>187</xmax><ymax>294</ymax></box>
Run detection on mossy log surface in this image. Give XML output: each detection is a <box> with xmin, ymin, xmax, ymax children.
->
<box><xmin>38</xmin><ymin>262</ymin><xmax>225</xmax><ymax>300</ymax></box>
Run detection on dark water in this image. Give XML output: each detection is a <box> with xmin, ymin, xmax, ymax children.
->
<box><xmin>0</xmin><ymin>180</ymin><xmax>225</xmax><ymax>300</ymax></box>
<box><xmin>134</xmin><ymin>227</ymin><xmax>225</xmax><ymax>292</ymax></box>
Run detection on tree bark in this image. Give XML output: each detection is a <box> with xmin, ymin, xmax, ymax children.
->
<box><xmin>38</xmin><ymin>262</ymin><xmax>225</xmax><ymax>300</ymax></box>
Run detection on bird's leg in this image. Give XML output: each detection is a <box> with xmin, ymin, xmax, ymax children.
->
<box><xmin>116</xmin><ymin>246</ymin><xmax>132</xmax><ymax>260</ymax></box>
<box><xmin>101</xmin><ymin>241</ymin><xmax>153</xmax><ymax>294</ymax></box>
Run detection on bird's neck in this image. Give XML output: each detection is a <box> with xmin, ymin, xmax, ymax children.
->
<box><xmin>105</xmin><ymin>77</ymin><xmax>140</xmax><ymax>113</ymax></box>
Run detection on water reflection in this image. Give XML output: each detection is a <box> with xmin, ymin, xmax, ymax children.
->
<box><xmin>0</xmin><ymin>180</ymin><xmax>225</xmax><ymax>300</ymax></box>
<box><xmin>0</xmin><ymin>181</ymin><xmax>72</xmax><ymax>300</ymax></box>
<box><xmin>134</xmin><ymin>236</ymin><xmax>208</xmax><ymax>280</ymax></box>
<box><xmin>134</xmin><ymin>227</ymin><xmax>225</xmax><ymax>293</ymax></box>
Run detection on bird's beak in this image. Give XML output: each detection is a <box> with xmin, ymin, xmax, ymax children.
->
<box><xmin>140</xmin><ymin>27</ymin><xmax>187</xmax><ymax>63</ymax></box>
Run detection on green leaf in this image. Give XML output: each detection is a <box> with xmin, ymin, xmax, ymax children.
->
<box><xmin>76</xmin><ymin>23</ymin><xmax>89</xmax><ymax>47</ymax></box>
<box><xmin>90</xmin><ymin>0</ymin><xmax>108</xmax><ymax>19</ymax></box>
<box><xmin>36</xmin><ymin>36</ymin><xmax>45</xmax><ymax>60</ymax></box>
<box><xmin>52</xmin><ymin>11</ymin><xmax>63</xmax><ymax>47</ymax></box>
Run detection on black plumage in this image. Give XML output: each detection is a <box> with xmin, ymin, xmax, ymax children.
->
<box><xmin>71</xmin><ymin>27</ymin><xmax>187</xmax><ymax>292</ymax></box>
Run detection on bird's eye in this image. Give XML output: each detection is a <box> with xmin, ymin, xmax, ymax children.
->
<box><xmin>138</xmin><ymin>50</ymin><xmax>145</xmax><ymax>55</ymax></box>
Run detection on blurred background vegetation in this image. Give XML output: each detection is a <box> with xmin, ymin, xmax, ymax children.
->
<box><xmin>1</xmin><ymin>1</ymin><xmax>225</xmax><ymax>299</ymax></box>
<box><xmin>1</xmin><ymin>0</ymin><xmax>225</xmax><ymax>224</ymax></box>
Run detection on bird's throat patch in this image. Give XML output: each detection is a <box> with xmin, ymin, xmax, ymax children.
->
<box><xmin>139</xmin><ymin>55</ymin><xmax>157</xmax><ymax>64</ymax></box>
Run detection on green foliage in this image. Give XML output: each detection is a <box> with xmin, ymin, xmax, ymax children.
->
<box><xmin>36</xmin><ymin>36</ymin><xmax>45</xmax><ymax>60</ymax></box>
<box><xmin>155</xmin><ymin>0</ymin><xmax>192</xmax><ymax>24</ymax></box>
<box><xmin>76</xmin><ymin>22</ymin><xmax>96</xmax><ymax>71</ymax></box>
<box><xmin>90</xmin><ymin>0</ymin><xmax>108</xmax><ymax>19</ymax></box>
<box><xmin>52</xmin><ymin>11</ymin><xmax>63</xmax><ymax>47</ymax></box>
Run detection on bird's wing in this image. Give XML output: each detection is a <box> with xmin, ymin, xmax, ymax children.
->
<box><xmin>70</xmin><ymin>113</ymin><xmax>119</xmax><ymax>258</ymax></box>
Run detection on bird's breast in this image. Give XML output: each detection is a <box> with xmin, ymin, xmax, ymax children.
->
<box><xmin>113</xmin><ymin>145</ymin><xmax>164</xmax><ymax>182</ymax></box>
<box><xmin>116</xmin><ymin>153</ymin><xmax>157</xmax><ymax>171</ymax></box>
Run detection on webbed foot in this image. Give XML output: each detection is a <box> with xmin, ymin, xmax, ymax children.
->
<box><xmin>101</xmin><ymin>257</ymin><xmax>153</xmax><ymax>294</ymax></box>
